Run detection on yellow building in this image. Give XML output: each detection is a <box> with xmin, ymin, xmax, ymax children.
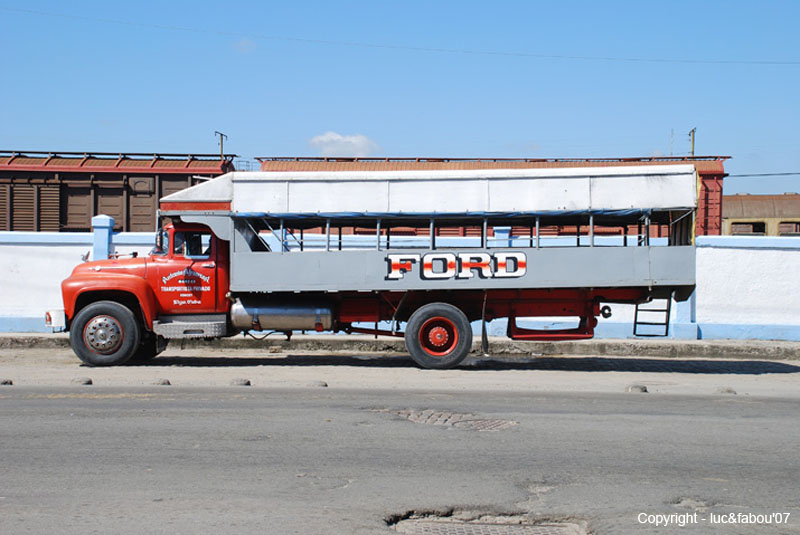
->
<box><xmin>723</xmin><ymin>194</ymin><xmax>800</xmax><ymax>236</ymax></box>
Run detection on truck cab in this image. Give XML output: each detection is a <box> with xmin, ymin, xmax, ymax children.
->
<box><xmin>60</xmin><ymin>222</ymin><xmax>229</xmax><ymax>366</ymax></box>
<box><xmin>146</xmin><ymin>223</ymin><xmax>229</xmax><ymax>314</ymax></box>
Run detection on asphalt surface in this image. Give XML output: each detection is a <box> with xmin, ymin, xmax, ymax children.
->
<box><xmin>1</xmin><ymin>386</ymin><xmax>799</xmax><ymax>534</ymax></box>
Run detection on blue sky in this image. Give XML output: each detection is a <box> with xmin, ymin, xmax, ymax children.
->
<box><xmin>1</xmin><ymin>1</ymin><xmax>798</xmax><ymax>193</ymax></box>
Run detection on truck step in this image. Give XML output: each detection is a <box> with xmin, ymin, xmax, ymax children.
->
<box><xmin>152</xmin><ymin>314</ymin><xmax>228</xmax><ymax>339</ymax></box>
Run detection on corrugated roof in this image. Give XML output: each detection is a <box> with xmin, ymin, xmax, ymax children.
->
<box><xmin>723</xmin><ymin>194</ymin><xmax>800</xmax><ymax>218</ymax></box>
<box><xmin>256</xmin><ymin>156</ymin><xmax>729</xmax><ymax>175</ymax></box>
<box><xmin>0</xmin><ymin>150</ymin><xmax>236</xmax><ymax>174</ymax></box>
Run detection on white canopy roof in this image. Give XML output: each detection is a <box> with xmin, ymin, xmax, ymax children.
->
<box><xmin>162</xmin><ymin>164</ymin><xmax>697</xmax><ymax>214</ymax></box>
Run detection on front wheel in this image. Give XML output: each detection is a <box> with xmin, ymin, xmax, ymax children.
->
<box><xmin>69</xmin><ymin>301</ymin><xmax>141</xmax><ymax>366</ymax></box>
<box><xmin>405</xmin><ymin>303</ymin><xmax>472</xmax><ymax>369</ymax></box>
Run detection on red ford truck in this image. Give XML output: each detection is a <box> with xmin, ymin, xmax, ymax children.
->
<box><xmin>52</xmin><ymin>165</ymin><xmax>697</xmax><ymax>368</ymax></box>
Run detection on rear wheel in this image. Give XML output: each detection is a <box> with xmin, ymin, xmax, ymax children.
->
<box><xmin>405</xmin><ymin>303</ymin><xmax>472</xmax><ymax>369</ymax></box>
<box><xmin>69</xmin><ymin>301</ymin><xmax>141</xmax><ymax>366</ymax></box>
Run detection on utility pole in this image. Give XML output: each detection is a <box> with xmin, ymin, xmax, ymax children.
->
<box><xmin>688</xmin><ymin>128</ymin><xmax>696</xmax><ymax>157</ymax></box>
<box><xmin>214</xmin><ymin>131</ymin><xmax>228</xmax><ymax>161</ymax></box>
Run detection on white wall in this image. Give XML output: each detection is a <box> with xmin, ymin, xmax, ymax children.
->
<box><xmin>1</xmin><ymin>232</ymin><xmax>799</xmax><ymax>338</ymax></box>
<box><xmin>696</xmin><ymin>243</ymin><xmax>800</xmax><ymax>325</ymax></box>
<box><xmin>0</xmin><ymin>232</ymin><xmax>154</xmax><ymax>325</ymax></box>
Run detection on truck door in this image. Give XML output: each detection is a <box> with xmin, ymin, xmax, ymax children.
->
<box><xmin>151</xmin><ymin>228</ymin><xmax>218</xmax><ymax>314</ymax></box>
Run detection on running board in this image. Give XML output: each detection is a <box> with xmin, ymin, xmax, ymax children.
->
<box><xmin>152</xmin><ymin>314</ymin><xmax>228</xmax><ymax>339</ymax></box>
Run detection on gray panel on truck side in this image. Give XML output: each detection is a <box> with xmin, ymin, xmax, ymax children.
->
<box><xmin>228</xmin><ymin>246</ymin><xmax>695</xmax><ymax>293</ymax></box>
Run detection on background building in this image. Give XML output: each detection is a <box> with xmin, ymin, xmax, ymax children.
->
<box><xmin>0</xmin><ymin>150</ymin><xmax>235</xmax><ymax>232</ymax></box>
<box><xmin>1</xmin><ymin>152</ymin><xmax>731</xmax><ymax>235</ymax></box>
<box><xmin>723</xmin><ymin>193</ymin><xmax>800</xmax><ymax>236</ymax></box>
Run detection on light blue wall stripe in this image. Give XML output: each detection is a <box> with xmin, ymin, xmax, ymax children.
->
<box><xmin>697</xmin><ymin>323</ymin><xmax>800</xmax><ymax>341</ymax></box>
<box><xmin>9</xmin><ymin>315</ymin><xmax>800</xmax><ymax>341</ymax></box>
<box><xmin>0</xmin><ymin>232</ymin><xmax>93</xmax><ymax>245</ymax></box>
<box><xmin>697</xmin><ymin>235</ymin><xmax>800</xmax><ymax>249</ymax></box>
<box><xmin>0</xmin><ymin>317</ymin><xmax>51</xmax><ymax>333</ymax></box>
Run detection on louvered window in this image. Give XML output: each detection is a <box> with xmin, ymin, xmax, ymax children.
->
<box><xmin>11</xmin><ymin>184</ymin><xmax>35</xmax><ymax>231</ymax></box>
<box><xmin>0</xmin><ymin>185</ymin><xmax>8</xmax><ymax>231</ymax></box>
<box><xmin>39</xmin><ymin>186</ymin><xmax>60</xmax><ymax>231</ymax></box>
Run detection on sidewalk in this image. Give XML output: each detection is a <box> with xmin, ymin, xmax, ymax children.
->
<box><xmin>1</xmin><ymin>332</ymin><xmax>798</xmax><ymax>360</ymax></box>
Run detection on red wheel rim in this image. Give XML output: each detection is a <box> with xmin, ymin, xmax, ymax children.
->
<box><xmin>418</xmin><ymin>317</ymin><xmax>459</xmax><ymax>357</ymax></box>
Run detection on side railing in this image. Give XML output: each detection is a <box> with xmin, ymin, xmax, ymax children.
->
<box><xmin>237</xmin><ymin>210</ymin><xmax>693</xmax><ymax>253</ymax></box>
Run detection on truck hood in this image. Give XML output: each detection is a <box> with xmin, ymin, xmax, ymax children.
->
<box><xmin>70</xmin><ymin>257</ymin><xmax>148</xmax><ymax>278</ymax></box>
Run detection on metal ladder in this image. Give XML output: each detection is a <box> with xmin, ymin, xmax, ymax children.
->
<box><xmin>633</xmin><ymin>296</ymin><xmax>672</xmax><ymax>337</ymax></box>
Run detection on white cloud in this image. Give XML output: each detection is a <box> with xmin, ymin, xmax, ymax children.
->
<box><xmin>308</xmin><ymin>131</ymin><xmax>379</xmax><ymax>157</ymax></box>
<box><xmin>235</xmin><ymin>38</ymin><xmax>256</xmax><ymax>54</ymax></box>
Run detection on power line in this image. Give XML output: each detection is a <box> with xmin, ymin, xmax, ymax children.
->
<box><xmin>3</xmin><ymin>5</ymin><xmax>800</xmax><ymax>66</ymax></box>
<box><xmin>728</xmin><ymin>173</ymin><xmax>800</xmax><ymax>178</ymax></box>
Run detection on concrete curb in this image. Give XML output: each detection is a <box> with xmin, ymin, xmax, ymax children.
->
<box><xmin>1</xmin><ymin>333</ymin><xmax>798</xmax><ymax>360</ymax></box>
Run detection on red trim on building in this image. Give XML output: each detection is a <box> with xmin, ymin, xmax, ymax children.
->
<box><xmin>159</xmin><ymin>201</ymin><xmax>231</xmax><ymax>212</ymax></box>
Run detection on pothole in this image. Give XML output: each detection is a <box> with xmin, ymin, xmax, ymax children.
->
<box><xmin>394</xmin><ymin>521</ymin><xmax>584</xmax><ymax>534</ymax></box>
<box><xmin>671</xmin><ymin>497</ymin><xmax>713</xmax><ymax>512</ymax></box>
<box><xmin>387</xmin><ymin>511</ymin><xmax>586</xmax><ymax>535</ymax></box>
<box><xmin>371</xmin><ymin>409</ymin><xmax>518</xmax><ymax>431</ymax></box>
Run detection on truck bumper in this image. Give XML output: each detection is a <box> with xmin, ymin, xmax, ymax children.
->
<box><xmin>45</xmin><ymin>309</ymin><xmax>66</xmax><ymax>332</ymax></box>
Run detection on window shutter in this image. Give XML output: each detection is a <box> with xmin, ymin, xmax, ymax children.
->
<box><xmin>11</xmin><ymin>184</ymin><xmax>35</xmax><ymax>231</ymax></box>
<box><xmin>39</xmin><ymin>185</ymin><xmax>61</xmax><ymax>231</ymax></box>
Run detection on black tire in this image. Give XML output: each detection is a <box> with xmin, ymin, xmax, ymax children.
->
<box><xmin>69</xmin><ymin>301</ymin><xmax>141</xmax><ymax>367</ymax></box>
<box><xmin>405</xmin><ymin>303</ymin><xmax>472</xmax><ymax>369</ymax></box>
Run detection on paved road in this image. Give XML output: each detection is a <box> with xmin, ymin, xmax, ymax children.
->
<box><xmin>1</xmin><ymin>386</ymin><xmax>798</xmax><ymax>534</ymax></box>
<box><xmin>3</xmin><ymin>346</ymin><xmax>800</xmax><ymax>398</ymax></box>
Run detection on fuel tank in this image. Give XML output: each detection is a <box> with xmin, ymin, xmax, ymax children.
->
<box><xmin>230</xmin><ymin>297</ymin><xmax>333</xmax><ymax>331</ymax></box>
